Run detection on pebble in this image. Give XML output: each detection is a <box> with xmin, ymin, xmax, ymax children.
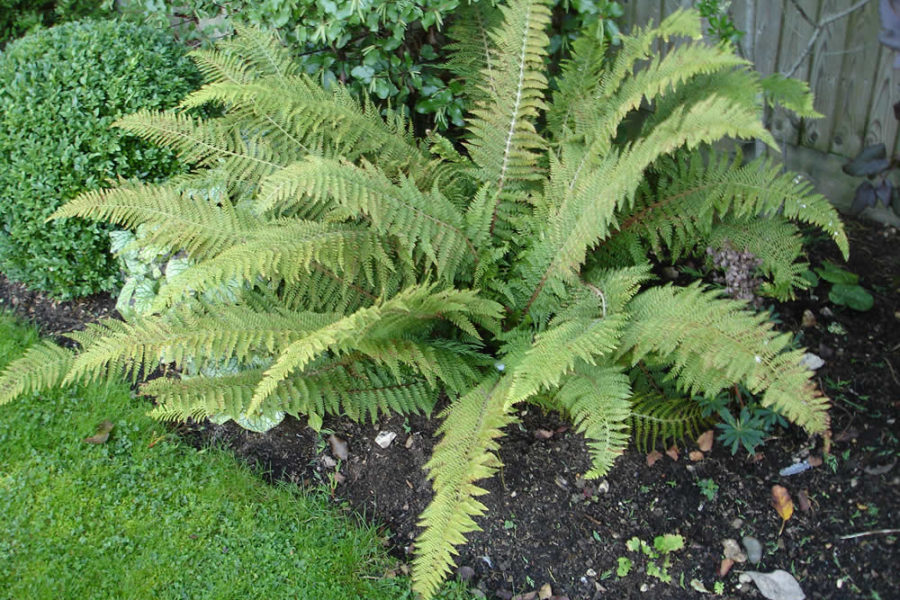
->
<box><xmin>597</xmin><ymin>480</ymin><xmax>610</xmax><ymax>494</ymax></box>
<box><xmin>723</xmin><ymin>538</ymin><xmax>748</xmax><ymax>562</ymax></box>
<box><xmin>375</xmin><ymin>431</ymin><xmax>397</xmax><ymax>448</ymax></box>
<box><xmin>457</xmin><ymin>566</ymin><xmax>475</xmax><ymax>581</ymax></box>
<box><xmin>743</xmin><ymin>536</ymin><xmax>763</xmax><ymax>564</ymax></box>
<box><xmin>322</xmin><ymin>455</ymin><xmax>337</xmax><ymax>468</ymax></box>
<box><xmin>730</xmin><ymin>518</ymin><xmax>744</xmax><ymax>530</ymax></box>
<box><xmin>586</xmin><ymin>568</ymin><xmax>597</xmax><ymax>577</ymax></box>
<box><xmin>640</xmin><ymin>583</ymin><xmax>649</xmax><ymax>592</ymax></box>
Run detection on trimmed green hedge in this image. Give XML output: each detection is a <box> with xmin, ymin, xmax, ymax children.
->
<box><xmin>0</xmin><ymin>19</ymin><xmax>201</xmax><ymax>298</ymax></box>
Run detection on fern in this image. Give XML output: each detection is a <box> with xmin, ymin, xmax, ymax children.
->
<box><xmin>0</xmin><ymin>6</ymin><xmax>847</xmax><ymax>597</ymax></box>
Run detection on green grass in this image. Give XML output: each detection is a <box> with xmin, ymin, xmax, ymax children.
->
<box><xmin>0</xmin><ymin>313</ymin><xmax>470</xmax><ymax>600</ymax></box>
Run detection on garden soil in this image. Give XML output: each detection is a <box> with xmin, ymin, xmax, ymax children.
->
<box><xmin>2</xmin><ymin>216</ymin><xmax>897</xmax><ymax>600</ymax></box>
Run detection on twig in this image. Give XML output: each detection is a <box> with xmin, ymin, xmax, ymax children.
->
<box><xmin>783</xmin><ymin>0</ymin><xmax>874</xmax><ymax>78</ymax></box>
<box><xmin>839</xmin><ymin>528</ymin><xmax>900</xmax><ymax>540</ymax></box>
<box><xmin>788</xmin><ymin>0</ymin><xmax>816</xmax><ymax>27</ymax></box>
<box><xmin>884</xmin><ymin>358</ymin><xmax>900</xmax><ymax>387</ymax></box>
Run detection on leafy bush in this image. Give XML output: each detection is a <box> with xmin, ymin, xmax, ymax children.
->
<box><xmin>118</xmin><ymin>0</ymin><xmax>624</xmax><ymax>130</ymax></box>
<box><xmin>0</xmin><ymin>19</ymin><xmax>201</xmax><ymax>298</ymax></box>
<box><xmin>0</xmin><ymin>0</ymin><xmax>111</xmax><ymax>46</ymax></box>
<box><xmin>0</xmin><ymin>3</ymin><xmax>848</xmax><ymax>597</ymax></box>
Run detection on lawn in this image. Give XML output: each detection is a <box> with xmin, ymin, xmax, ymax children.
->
<box><xmin>0</xmin><ymin>313</ymin><xmax>469</xmax><ymax>599</ymax></box>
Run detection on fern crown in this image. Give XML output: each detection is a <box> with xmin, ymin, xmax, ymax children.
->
<box><xmin>1</xmin><ymin>5</ymin><xmax>846</xmax><ymax>598</ymax></box>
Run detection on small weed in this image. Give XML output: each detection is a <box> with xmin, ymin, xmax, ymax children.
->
<box><xmin>697</xmin><ymin>478</ymin><xmax>719</xmax><ymax>501</ymax></box>
<box><xmin>616</xmin><ymin>556</ymin><xmax>632</xmax><ymax>577</ymax></box>
<box><xmin>714</xmin><ymin>581</ymin><xmax>725</xmax><ymax>594</ymax></box>
<box><xmin>824</xmin><ymin>453</ymin><xmax>839</xmax><ymax>473</ymax></box>
<box><xmin>622</xmin><ymin>534</ymin><xmax>685</xmax><ymax>584</ymax></box>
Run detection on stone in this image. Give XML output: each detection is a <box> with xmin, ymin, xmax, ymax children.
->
<box><xmin>743</xmin><ymin>536</ymin><xmax>763</xmax><ymax>564</ymax></box>
<box><xmin>375</xmin><ymin>431</ymin><xmax>397</xmax><ymax>448</ymax></box>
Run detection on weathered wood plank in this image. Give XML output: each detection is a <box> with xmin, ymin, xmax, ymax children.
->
<box><xmin>804</xmin><ymin>0</ymin><xmax>852</xmax><ymax>153</ymax></box>
<box><xmin>828</xmin><ymin>0</ymin><xmax>881</xmax><ymax>158</ymax></box>
<box><xmin>753</xmin><ymin>0</ymin><xmax>783</xmax><ymax>75</ymax></box>
<box><xmin>775</xmin><ymin>0</ymin><xmax>822</xmax><ymax>147</ymax></box>
<box><xmin>863</xmin><ymin>45</ymin><xmax>899</xmax><ymax>157</ymax></box>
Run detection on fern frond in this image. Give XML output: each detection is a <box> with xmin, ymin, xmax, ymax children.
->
<box><xmin>508</xmin><ymin>313</ymin><xmax>626</xmax><ymax>404</ymax></box>
<box><xmin>629</xmin><ymin>391</ymin><xmax>711</xmax><ymax>452</ymax></box>
<box><xmin>151</xmin><ymin>221</ymin><xmax>394</xmax><ymax>308</ymax></box>
<box><xmin>554</xmin><ymin>364</ymin><xmax>632</xmax><ymax>478</ymax></box>
<box><xmin>608</xmin><ymin>152</ymin><xmax>848</xmax><ymax>262</ymax></box>
<box><xmin>760</xmin><ymin>73</ymin><xmax>821</xmax><ymax>118</ymax></box>
<box><xmin>115</xmin><ymin>110</ymin><xmax>284</xmax><ymax>187</ymax></box>
<box><xmin>249</xmin><ymin>286</ymin><xmax>503</xmax><ymax>415</ymax></box>
<box><xmin>257</xmin><ymin>156</ymin><xmax>477</xmax><ymax>280</ymax></box>
<box><xmin>546</xmin><ymin>26</ymin><xmax>607</xmax><ymax>138</ymax></box>
<box><xmin>51</xmin><ymin>181</ymin><xmax>253</xmax><ymax>260</ymax></box>
<box><xmin>521</xmin><ymin>94</ymin><xmax>775</xmax><ymax>316</ymax></box>
<box><xmin>0</xmin><ymin>341</ymin><xmax>75</xmax><ymax>405</ymax></box>
<box><xmin>621</xmin><ymin>284</ymin><xmax>829</xmax><ymax>432</ymax></box>
<box><xmin>464</xmin><ymin>0</ymin><xmax>551</xmax><ymax>198</ymax></box>
<box><xmin>62</xmin><ymin>307</ymin><xmax>340</xmax><ymax>386</ymax></box>
<box><xmin>143</xmin><ymin>361</ymin><xmax>439</xmax><ymax>424</ymax></box>
<box><xmin>444</xmin><ymin>2</ymin><xmax>503</xmax><ymax>106</ymax></box>
<box><xmin>413</xmin><ymin>374</ymin><xmax>516</xmax><ymax>599</ymax></box>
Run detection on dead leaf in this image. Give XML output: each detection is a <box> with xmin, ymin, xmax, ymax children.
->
<box><xmin>83</xmin><ymin>420</ymin><xmax>114</xmax><ymax>444</ymax></box>
<box><xmin>797</xmin><ymin>489</ymin><xmax>811</xmax><ymax>512</ymax></box>
<box><xmin>646</xmin><ymin>450</ymin><xmax>663</xmax><ymax>467</ymax></box>
<box><xmin>718</xmin><ymin>557</ymin><xmax>735</xmax><ymax>577</ymax></box>
<box><xmin>538</xmin><ymin>583</ymin><xmax>552</xmax><ymax>599</ymax></box>
<box><xmin>328</xmin><ymin>434</ymin><xmax>349</xmax><ymax>460</ymax></box>
<box><xmin>771</xmin><ymin>485</ymin><xmax>794</xmax><ymax>535</ymax></box>
<box><xmin>743</xmin><ymin>570</ymin><xmax>806</xmax><ymax>600</ymax></box>
<box><xmin>689</xmin><ymin>450</ymin><xmax>704</xmax><ymax>462</ymax></box>
<box><xmin>697</xmin><ymin>430</ymin><xmax>714</xmax><ymax>452</ymax></box>
<box><xmin>806</xmin><ymin>455</ymin><xmax>823</xmax><ymax>467</ymax></box>
<box><xmin>534</xmin><ymin>428</ymin><xmax>554</xmax><ymax>440</ymax></box>
<box><xmin>666</xmin><ymin>445</ymin><xmax>679</xmax><ymax>461</ymax></box>
<box><xmin>722</xmin><ymin>538</ymin><xmax>747</xmax><ymax>562</ymax></box>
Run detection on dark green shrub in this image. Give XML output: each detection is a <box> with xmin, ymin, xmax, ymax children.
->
<box><xmin>0</xmin><ymin>19</ymin><xmax>201</xmax><ymax>298</ymax></box>
<box><xmin>0</xmin><ymin>0</ymin><xmax>112</xmax><ymax>46</ymax></box>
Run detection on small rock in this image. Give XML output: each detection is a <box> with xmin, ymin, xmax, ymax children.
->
<box><xmin>661</xmin><ymin>266</ymin><xmax>680</xmax><ymax>281</ymax></box>
<box><xmin>597</xmin><ymin>480</ymin><xmax>610</xmax><ymax>494</ymax></box>
<box><xmin>820</xmin><ymin>306</ymin><xmax>834</xmax><ymax>318</ymax></box>
<box><xmin>405</xmin><ymin>435</ymin><xmax>414</xmax><ymax>449</ymax></box>
<box><xmin>375</xmin><ymin>431</ymin><xmax>397</xmax><ymax>448</ymax></box>
<box><xmin>322</xmin><ymin>455</ymin><xmax>337</xmax><ymax>468</ymax></box>
<box><xmin>730</xmin><ymin>518</ymin><xmax>744</xmax><ymax>529</ymax></box>
<box><xmin>796</xmin><ymin>490</ymin><xmax>811</xmax><ymax>512</ymax></box>
<box><xmin>554</xmin><ymin>475</ymin><xmax>568</xmax><ymax>490</ymax></box>
<box><xmin>586</xmin><ymin>568</ymin><xmax>597</xmax><ymax>577</ymax></box>
<box><xmin>800</xmin><ymin>353</ymin><xmax>825</xmax><ymax>371</ymax></box>
<box><xmin>639</xmin><ymin>583</ymin><xmax>649</xmax><ymax>592</ymax></box>
<box><xmin>800</xmin><ymin>309</ymin><xmax>816</xmax><ymax>328</ymax></box>
<box><xmin>539</xmin><ymin>583</ymin><xmax>552</xmax><ymax>599</ymax></box>
<box><xmin>743</xmin><ymin>536</ymin><xmax>763</xmax><ymax>564</ymax></box>
<box><xmin>723</xmin><ymin>538</ymin><xmax>747</xmax><ymax>562</ymax></box>
<box><xmin>458</xmin><ymin>566</ymin><xmax>475</xmax><ymax>581</ymax></box>
<box><xmin>328</xmin><ymin>434</ymin><xmax>349</xmax><ymax>460</ymax></box>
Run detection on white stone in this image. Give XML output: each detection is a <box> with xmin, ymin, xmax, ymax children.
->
<box><xmin>375</xmin><ymin>431</ymin><xmax>397</xmax><ymax>448</ymax></box>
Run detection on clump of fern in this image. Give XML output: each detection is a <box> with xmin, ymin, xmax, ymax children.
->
<box><xmin>0</xmin><ymin>5</ymin><xmax>847</xmax><ymax>597</ymax></box>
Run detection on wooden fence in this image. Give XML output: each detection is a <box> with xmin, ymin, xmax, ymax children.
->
<box><xmin>623</xmin><ymin>0</ymin><xmax>893</xmax><ymax>161</ymax></box>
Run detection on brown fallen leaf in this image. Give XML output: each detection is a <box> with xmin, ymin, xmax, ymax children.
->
<box><xmin>771</xmin><ymin>485</ymin><xmax>794</xmax><ymax>535</ymax></box>
<box><xmin>797</xmin><ymin>489</ymin><xmax>811</xmax><ymax>512</ymax></box>
<box><xmin>328</xmin><ymin>434</ymin><xmax>349</xmax><ymax>460</ymax></box>
<box><xmin>533</xmin><ymin>428</ymin><xmax>554</xmax><ymax>440</ymax></box>
<box><xmin>83</xmin><ymin>420</ymin><xmax>114</xmax><ymax>444</ymax></box>
<box><xmin>696</xmin><ymin>430</ymin><xmax>714</xmax><ymax>452</ymax></box>
<box><xmin>807</xmin><ymin>455</ymin><xmax>823</xmax><ymax>467</ymax></box>
<box><xmin>718</xmin><ymin>557</ymin><xmax>735</xmax><ymax>577</ymax></box>
<box><xmin>665</xmin><ymin>445</ymin><xmax>679</xmax><ymax>461</ymax></box>
<box><xmin>646</xmin><ymin>450</ymin><xmax>663</xmax><ymax>467</ymax></box>
<box><xmin>688</xmin><ymin>450</ymin><xmax>704</xmax><ymax>462</ymax></box>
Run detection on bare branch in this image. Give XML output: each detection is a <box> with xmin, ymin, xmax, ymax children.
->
<box><xmin>783</xmin><ymin>0</ymin><xmax>874</xmax><ymax>78</ymax></box>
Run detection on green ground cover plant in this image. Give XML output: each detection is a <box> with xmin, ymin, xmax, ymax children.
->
<box><xmin>0</xmin><ymin>2</ymin><xmax>848</xmax><ymax>596</ymax></box>
<box><xmin>0</xmin><ymin>19</ymin><xmax>201</xmax><ymax>298</ymax></box>
<box><xmin>0</xmin><ymin>0</ymin><xmax>111</xmax><ymax>46</ymax></box>
<box><xmin>0</xmin><ymin>312</ymin><xmax>471</xmax><ymax>599</ymax></box>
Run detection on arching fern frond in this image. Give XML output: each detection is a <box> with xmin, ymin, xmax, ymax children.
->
<box><xmin>413</xmin><ymin>374</ymin><xmax>516</xmax><ymax>599</ymax></box>
<box><xmin>0</xmin><ymin>341</ymin><xmax>75</xmax><ymax>405</ymax></box>
<box><xmin>622</xmin><ymin>284</ymin><xmax>829</xmax><ymax>432</ymax></box>
<box><xmin>629</xmin><ymin>391</ymin><xmax>711</xmax><ymax>452</ymax></box>
<box><xmin>554</xmin><ymin>364</ymin><xmax>632</xmax><ymax>478</ymax></box>
<box><xmin>51</xmin><ymin>181</ymin><xmax>253</xmax><ymax>260</ymax></box>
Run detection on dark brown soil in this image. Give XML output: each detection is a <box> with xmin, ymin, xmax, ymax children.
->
<box><xmin>2</xmin><ymin>217</ymin><xmax>897</xmax><ymax>600</ymax></box>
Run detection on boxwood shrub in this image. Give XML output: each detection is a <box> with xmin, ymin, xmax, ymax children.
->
<box><xmin>0</xmin><ymin>19</ymin><xmax>201</xmax><ymax>298</ymax></box>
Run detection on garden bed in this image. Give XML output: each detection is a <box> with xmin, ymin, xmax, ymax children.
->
<box><xmin>2</xmin><ymin>216</ymin><xmax>897</xmax><ymax>600</ymax></box>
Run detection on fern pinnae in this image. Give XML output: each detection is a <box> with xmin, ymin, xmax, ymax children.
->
<box><xmin>413</xmin><ymin>374</ymin><xmax>516</xmax><ymax>598</ymax></box>
<box><xmin>629</xmin><ymin>391</ymin><xmax>710</xmax><ymax>452</ymax></box>
<box><xmin>0</xmin><ymin>341</ymin><xmax>76</xmax><ymax>405</ymax></box>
